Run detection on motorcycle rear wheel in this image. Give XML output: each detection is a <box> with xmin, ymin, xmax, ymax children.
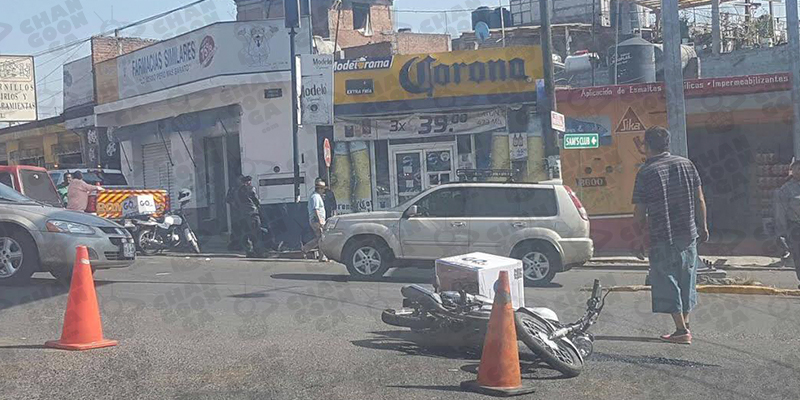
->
<box><xmin>514</xmin><ymin>311</ymin><xmax>584</xmax><ymax>378</ymax></box>
<box><xmin>137</xmin><ymin>229</ymin><xmax>160</xmax><ymax>256</ymax></box>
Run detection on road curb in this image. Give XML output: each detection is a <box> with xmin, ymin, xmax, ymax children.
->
<box><xmin>580</xmin><ymin>264</ymin><xmax>790</xmax><ymax>272</ymax></box>
<box><xmin>583</xmin><ymin>285</ymin><xmax>800</xmax><ymax>296</ymax></box>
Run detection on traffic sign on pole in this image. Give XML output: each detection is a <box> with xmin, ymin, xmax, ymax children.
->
<box><xmin>551</xmin><ymin>111</ymin><xmax>565</xmax><ymax>132</ymax></box>
<box><xmin>323</xmin><ymin>138</ymin><xmax>332</xmax><ymax>168</ymax></box>
<box><xmin>563</xmin><ymin>133</ymin><xmax>599</xmax><ymax>149</ymax></box>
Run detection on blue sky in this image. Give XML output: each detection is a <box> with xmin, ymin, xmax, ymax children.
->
<box><xmin>0</xmin><ymin>0</ymin><xmax>788</xmax><ymax>119</ymax></box>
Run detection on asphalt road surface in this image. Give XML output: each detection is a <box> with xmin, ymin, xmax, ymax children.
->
<box><xmin>1</xmin><ymin>257</ymin><xmax>799</xmax><ymax>400</ymax></box>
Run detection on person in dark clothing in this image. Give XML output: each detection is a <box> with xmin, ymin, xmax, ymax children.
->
<box><xmin>237</xmin><ymin>176</ymin><xmax>265</xmax><ymax>258</ymax></box>
<box><xmin>226</xmin><ymin>174</ymin><xmax>245</xmax><ymax>251</ymax></box>
<box><xmin>322</xmin><ymin>180</ymin><xmax>337</xmax><ymax>219</ymax></box>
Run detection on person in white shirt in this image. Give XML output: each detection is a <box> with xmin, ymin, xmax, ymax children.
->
<box><xmin>302</xmin><ymin>178</ymin><xmax>327</xmax><ymax>261</ymax></box>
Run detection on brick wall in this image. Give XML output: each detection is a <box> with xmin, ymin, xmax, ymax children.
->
<box><xmin>341</xmin><ymin>32</ymin><xmax>450</xmax><ymax>58</ymax></box>
<box><xmin>328</xmin><ymin>3</ymin><xmax>394</xmax><ymax>48</ymax></box>
<box><xmin>343</xmin><ymin>41</ymin><xmax>394</xmax><ymax>58</ymax></box>
<box><xmin>90</xmin><ymin>36</ymin><xmax>156</xmax><ymax>65</ymax></box>
<box><xmin>699</xmin><ymin>46</ymin><xmax>791</xmax><ymax>78</ymax></box>
<box><xmin>396</xmin><ymin>32</ymin><xmax>450</xmax><ymax>54</ymax></box>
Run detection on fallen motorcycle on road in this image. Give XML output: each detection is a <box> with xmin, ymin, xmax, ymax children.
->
<box><xmin>381</xmin><ymin>279</ymin><xmax>608</xmax><ymax>378</ymax></box>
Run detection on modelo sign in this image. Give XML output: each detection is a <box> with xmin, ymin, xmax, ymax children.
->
<box><xmin>300</xmin><ymin>54</ymin><xmax>333</xmax><ymax>125</ymax></box>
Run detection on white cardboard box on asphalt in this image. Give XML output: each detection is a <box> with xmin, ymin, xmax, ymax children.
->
<box><xmin>121</xmin><ymin>194</ymin><xmax>157</xmax><ymax>217</ymax></box>
<box><xmin>435</xmin><ymin>252</ymin><xmax>525</xmax><ymax>309</ymax></box>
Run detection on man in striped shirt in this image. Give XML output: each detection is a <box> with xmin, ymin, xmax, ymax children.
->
<box><xmin>632</xmin><ymin>126</ymin><xmax>709</xmax><ymax>345</ymax></box>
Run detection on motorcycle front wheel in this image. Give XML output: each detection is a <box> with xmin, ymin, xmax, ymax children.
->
<box><xmin>137</xmin><ymin>229</ymin><xmax>160</xmax><ymax>256</ymax></box>
<box><xmin>185</xmin><ymin>227</ymin><xmax>200</xmax><ymax>254</ymax></box>
<box><xmin>514</xmin><ymin>311</ymin><xmax>584</xmax><ymax>378</ymax></box>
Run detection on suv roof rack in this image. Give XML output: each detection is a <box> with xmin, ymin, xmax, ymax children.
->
<box><xmin>455</xmin><ymin>168</ymin><xmax>540</xmax><ymax>184</ymax></box>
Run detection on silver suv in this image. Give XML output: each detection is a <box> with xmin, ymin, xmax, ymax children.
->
<box><xmin>320</xmin><ymin>182</ymin><xmax>593</xmax><ymax>285</ymax></box>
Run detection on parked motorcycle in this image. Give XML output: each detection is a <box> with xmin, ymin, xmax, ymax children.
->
<box><xmin>130</xmin><ymin>189</ymin><xmax>201</xmax><ymax>255</ymax></box>
<box><xmin>381</xmin><ymin>279</ymin><xmax>608</xmax><ymax>377</ymax></box>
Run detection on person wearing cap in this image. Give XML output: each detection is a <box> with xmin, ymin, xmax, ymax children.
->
<box><xmin>237</xmin><ymin>175</ymin><xmax>265</xmax><ymax>258</ymax></box>
<box><xmin>302</xmin><ymin>178</ymin><xmax>327</xmax><ymax>261</ymax></box>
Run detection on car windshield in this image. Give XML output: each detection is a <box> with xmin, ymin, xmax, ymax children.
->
<box><xmin>0</xmin><ymin>182</ymin><xmax>36</xmax><ymax>203</ymax></box>
<box><xmin>19</xmin><ymin>169</ymin><xmax>62</xmax><ymax>207</ymax></box>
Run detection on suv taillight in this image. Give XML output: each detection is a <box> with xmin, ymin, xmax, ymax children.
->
<box><xmin>85</xmin><ymin>193</ymin><xmax>97</xmax><ymax>213</ymax></box>
<box><xmin>564</xmin><ymin>186</ymin><xmax>588</xmax><ymax>221</ymax></box>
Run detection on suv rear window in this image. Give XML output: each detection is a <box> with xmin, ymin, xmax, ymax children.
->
<box><xmin>82</xmin><ymin>171</ymin><xmax>128</xmax><ymax>186</ymax></box>
<box><xmin>465</xmin><ymin>187</ymin><xmax>557</xmax><ymax>218</ymax></box>
<box><xmin>19</xmin><ymin>169</ymin><xmax>62</xmax><ymax>207</ymax></box>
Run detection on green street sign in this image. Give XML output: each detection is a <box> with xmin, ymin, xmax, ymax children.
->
<box><xmin>563</xmin><ymin>133</ymin><xmax>599</xmax><ymax>149</ymax></box>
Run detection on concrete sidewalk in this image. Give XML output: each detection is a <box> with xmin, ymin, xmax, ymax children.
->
<box><xmin>585</xmin><ymin>255</ymin><xmax>791</xmax><ymax>270</ymax></box>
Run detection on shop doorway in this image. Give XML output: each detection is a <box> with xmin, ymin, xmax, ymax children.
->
<box><xmin>201</xmin><ymin>134</ymin><xmax>241</xmax><ymax>236</ymax></box>
<box><xmin>389</xmin><ymin>143</ymin><xmax>456</xmax><ymax>206</ymax></box>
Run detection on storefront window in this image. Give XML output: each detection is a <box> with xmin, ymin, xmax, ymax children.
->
<box><xmin>374</xmin><ymin>140</ymin><xmax>391</xmax><ymax>210</ymax></box>
<box><xmin>330</xmin><ymin>141</ymin><xmax>374</xmax><ymax>214</ymax></box>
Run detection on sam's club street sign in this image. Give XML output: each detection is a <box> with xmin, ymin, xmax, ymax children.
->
<box><xmin>563</xmin><ymin>133</ymin><xmax>599</xmax><ymax>149</ymax></box>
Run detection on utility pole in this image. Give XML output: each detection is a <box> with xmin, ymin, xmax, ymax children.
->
<box><xmin>711</xmin><ymin>0</ymin><xmax>721</xmax><ymax>55</ymax></box>
<box><xmin>589</xmin><ymin>0</ymin><xmax>597</xmax><ymax>86</ymax></box>
<box><xmin>289</xmin><ymin>26</ymin><xmax>301</xmax><ymax>202</ymax></box>
<box><xmin>787</xmin><ymin>0</ymin><xmax>800</xmax><ymax>157</ymax></box>
<box><xmin>661</xmin><ymin>0</ymin><xmax>688</xmax><ymax>157</ymax></box>
<box><xmin>285</xmin><ymin>0</ymin><xmax>302</xmax><ymax>202</ymax></box>
<box><xmin>539</xmin><ymin>0</ymin><xmax>559</xmax><ymax>177</ymax></box>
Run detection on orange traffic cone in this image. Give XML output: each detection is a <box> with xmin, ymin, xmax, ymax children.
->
<box><xmin>45</xmin><ymin>246</ymin><xmax>118</xmax><ymax>351</ymax></box>
<box><xmin>461</xmin><ymin>270</ymin><xmax>534</xmax><ymax>396</ymax></box>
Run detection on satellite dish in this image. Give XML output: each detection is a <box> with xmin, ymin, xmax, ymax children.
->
<box><xmin>475</xmin><ymin>21</ymin><xmax>490</xmax><ymax>42</ymax></box>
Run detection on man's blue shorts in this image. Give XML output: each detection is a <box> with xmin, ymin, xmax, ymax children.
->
<box><xmin>649</xmin><ymin>239</ymin><xmax>698</xmax><ymax>314</ymax></box>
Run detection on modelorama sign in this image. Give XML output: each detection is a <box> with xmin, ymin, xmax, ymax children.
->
<box><xmin>334</xmin><ymin>108</ymin><xmax>507</xmax><ymax>141</ymax></box>
<box><xmin>96</xmin><ymin>19</ymin><xmax>312</xmax><ymax>104</ymax></box>
<box><xmin>0</xmin><ymin>56</ymin><xmax>37</xmax><ymax>122</ymax></box>
<box><xmin>333</xmin><ymin>46</ymin><xmax>543</xmax><ymax>108</ymax></box>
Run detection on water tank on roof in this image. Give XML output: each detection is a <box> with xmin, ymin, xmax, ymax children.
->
<box><xmin>608</xmin><ymin>36</ymin><xmax>656</xmax><ymax>84</ymax></box>
<box><xmin>489</xmin><ymin>7</ymin><xmax>511</xmax><ymax>28</ymax></box>
<box><xmin>472</xmin><ymin>7</ymin><xmax>493</xmax><ymax>30</ymax></box>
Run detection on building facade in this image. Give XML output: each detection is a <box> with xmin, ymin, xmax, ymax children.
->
<box><xmin>93</xmin><ymin>19</ymin><xmax>328</xmax><ymax>245</ymax></box>
<box><xmin>331</xmin><ymin>46</ymin><xmax>546</xmax><ymax>213</ymax></box>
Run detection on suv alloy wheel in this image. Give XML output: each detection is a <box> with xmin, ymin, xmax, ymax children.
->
<box><xmin>343</xmin><ymin>237</ymin><xmax>392</xmax><ymax>279</ymax></box>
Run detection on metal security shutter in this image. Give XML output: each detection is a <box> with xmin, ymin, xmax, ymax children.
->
<box><xmin>142</xmin><ymin>141</ymin><xmax>175</xmax><ymax>203</ymax></box>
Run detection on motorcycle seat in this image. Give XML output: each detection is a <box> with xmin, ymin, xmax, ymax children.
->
<box><xmin>401</xmin><ymin>284</ymin><xmax>443</xmax><ymax>307</ymax></box>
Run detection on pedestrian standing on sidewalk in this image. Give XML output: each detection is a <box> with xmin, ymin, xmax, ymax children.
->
<box><xmin>773</xmin><ymin>159</ymin><xmax>800</xmax><ymax>289</ymax></box>
<box><xmin>632</xmin><ymin>126</ymin><xmax>709</xmax><ymax>345</ymax></box>
<box><xmin>237</xmin><ymin>176</ymin><xmax>265</xmax><ymax>258</ymax></box>
<box><xmin>301</xmin><ymin>178</ymin><xmax>327</xmax><ymax>261</ymax></box>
